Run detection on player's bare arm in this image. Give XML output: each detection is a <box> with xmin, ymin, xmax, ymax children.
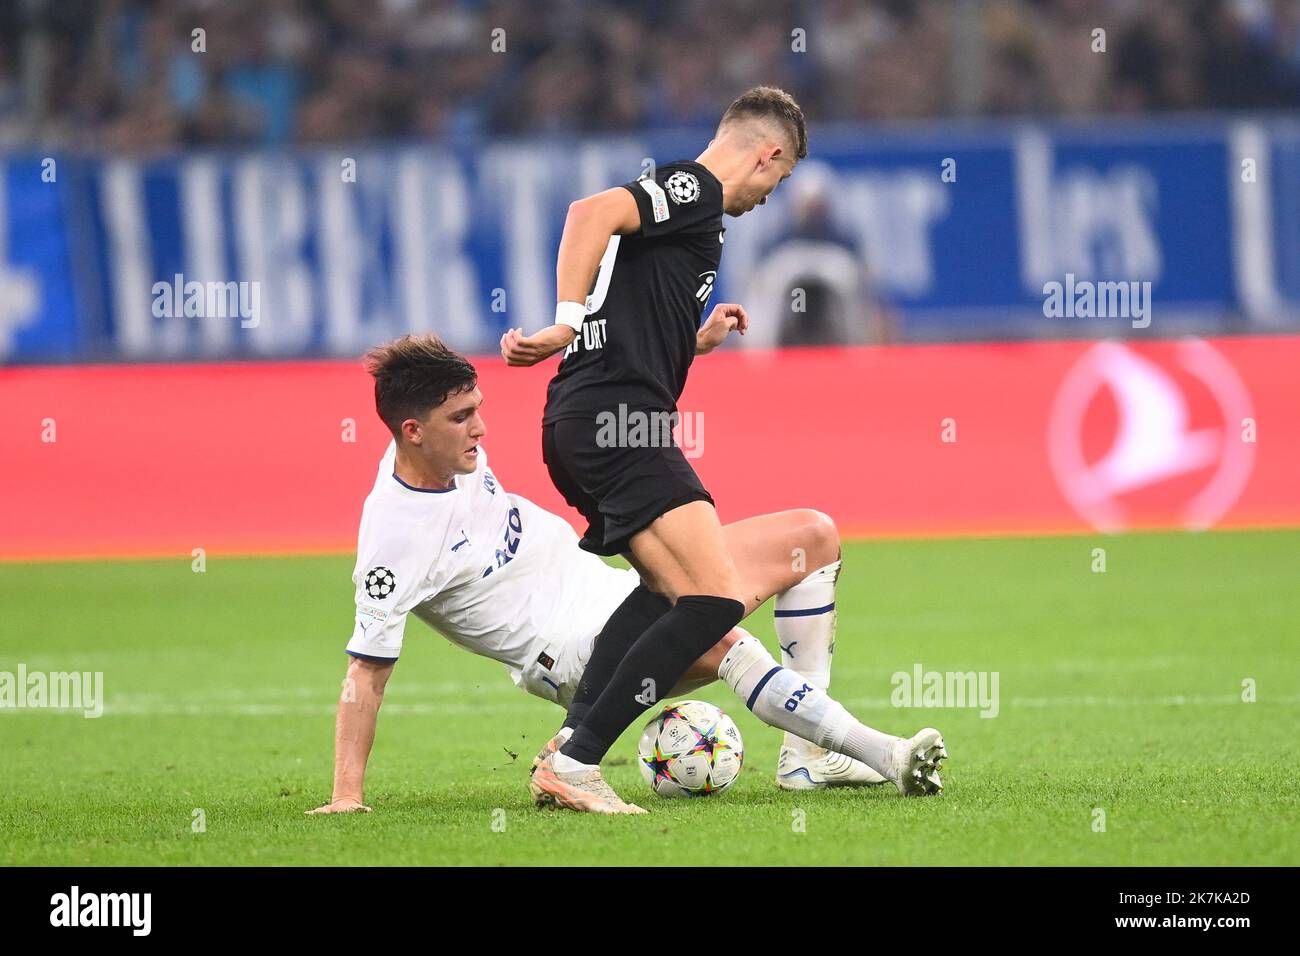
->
<box><xmin>500</xmin><ymin>187</ymin><xmax>641</xmax><ymax>366</ymax></box>
<box><xmin>307</xmin><ymin>655</ymin><xmax>394</xmax><ymax>815</ymax></box>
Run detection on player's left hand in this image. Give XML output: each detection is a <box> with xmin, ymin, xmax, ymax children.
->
<box><xmin>500</xmin><ymin>324</ymin><xmax>577</xmax><ymax>366</ymax></box>
<box><xmin>696</xmin><ymin>303</ymin><xmax>748</xmax><ymax>354</ymax></box>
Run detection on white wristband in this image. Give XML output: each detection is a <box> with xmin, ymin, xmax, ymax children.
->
<box><xmin>555</xmin><ymin>301</ymin><xmax>587</xmax><ymax>332</ymax></box>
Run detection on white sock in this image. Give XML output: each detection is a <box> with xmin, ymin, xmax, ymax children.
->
<box><xmin>718</xmin><ymin>631</ymin><xmax>899</xmax><ymax>778</ymax></box>
<box><xmin>552</xmin><ymin>752</ymin><xmax>597</xmax><ymax>774</ymax></box>
<box><xmin>775</xmin><ymin>560</ymin><xmax>839</xmax><ymax>755</ymax></box>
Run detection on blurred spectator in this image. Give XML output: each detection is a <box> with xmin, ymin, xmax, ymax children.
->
<box><xmin>4</xmin><ymin>0</ymin><xmax>1298</xmax><ymax>151</ymax></box>
<box><xmin>746</xmin><ymin>162</ymin><xmax>894</xmax><ymax>347</ymax></box>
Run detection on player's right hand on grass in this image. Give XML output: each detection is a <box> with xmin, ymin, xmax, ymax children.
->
<box><xmin>306</xmin><ymin>797</ymin><xmax>372</xmax><ymax>815</ymax></box>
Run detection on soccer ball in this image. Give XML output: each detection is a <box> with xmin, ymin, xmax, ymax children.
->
<box><xmin>637</xmin><ymin>700</ymin><xmax>744</xmax><ymax>797</ymax></box>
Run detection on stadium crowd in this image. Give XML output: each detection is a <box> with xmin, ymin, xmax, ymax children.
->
<box><xmin>1</xmin><ymin>0</ymin><xmax>1299</xmax><ymax>150</ymax></box>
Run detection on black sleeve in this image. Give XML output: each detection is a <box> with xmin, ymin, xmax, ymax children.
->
<box><xmin>620</xmin><ymin>163</ymin><xmax>722</xmax><ymax>239</ymax></box>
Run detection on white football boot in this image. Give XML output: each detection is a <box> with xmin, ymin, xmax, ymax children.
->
<box><xmin>776</xmin><ymin>744</ymin><xmax>888</xmax><ymax>790</ymax></box>
<box><xmin>530</xmin><ymin>750</ymin><xmax>647</xmax><ymax>814</ymax></box>
<box><xmin>884</xmin><ymin>728</ymin><xmax>947</xmax><ymax>796</ymax></box>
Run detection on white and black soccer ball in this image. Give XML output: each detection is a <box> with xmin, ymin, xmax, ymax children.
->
<box><xmin>364</xmin><ymin>566</ymin><xmax>396</xmax><ymax>600</ymax></box>
<box><xmin>637</xmin><ymin>700</ymin><xmax>743</xmax><ymax>798</ymax></box>
<box><xmin>665</xmin><ymin>170</ymin><xmax>700</xmax><ymax>204</ymax></box>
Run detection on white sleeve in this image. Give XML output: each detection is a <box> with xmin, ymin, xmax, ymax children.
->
<box><xmin>347</xmin><ymin>449</ymin><xmax>461</xmax><ymax>661</ymax></box>
<box><xmin>346</xmin><ymin>543</ymin><xmax>452</xmax><ymax>662</ymax></box>
<box><xmin>346</xmin><ymin>566</ymin><xmax>413</xmax><ymax>662</ymax></box>
<box><xmin>346</xmin><ymin>591</ymin><xmax>407</xmax><ymax>662</ymax></box>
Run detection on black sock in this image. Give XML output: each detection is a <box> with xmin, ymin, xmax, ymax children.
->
<box><xmin>562</xmin><ymin>585</ymin><xmax>671</xmax><ymax>732</ymax></box>
<box><xmin>561</xmin><ymin>594</ymin><xmax>745</xmax><ymax>766</ymax></box>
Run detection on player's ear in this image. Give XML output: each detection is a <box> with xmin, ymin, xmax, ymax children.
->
<box><xmin>400</xmin><ymin>418</ymin><xmax>422</xmax><ymax>445</ymax></box>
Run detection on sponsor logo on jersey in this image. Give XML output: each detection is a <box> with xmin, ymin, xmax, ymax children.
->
<box><xmin>357</xmin><ymin>603</ymin><xmax>388</xmax><ymax>622</ymax></box>
<box><xmin>450</xmin><ymin>530</ymin><xmax>470</xmax><ymax>552</ymax></box>
<box><xmin>665</xmin><ymin>170</ymin><xmax>700</xmax><ymax>204</ymax></box>
<box><xmin>482</xmin><ymin>507</ymin><xmax>523</xmax><ymax>578</ymax></box>
<box><xmin>695</xmin><ymin>270</ymin><xmax>716</xmax><ymax>307</ymax></box>
<box><xmin>637</xmin><ymin>177</ymin><xmax>670</xmax><ymax>223</ymax></box>
<box><xmin>364</xmin><ymin>566</ymin><xmax>396</xmax><ymax>600</ymax></box>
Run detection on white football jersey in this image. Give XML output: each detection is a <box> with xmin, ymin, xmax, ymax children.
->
<box><xmin>346</xmin><ymin>442</ymin><xmax>636</xmax><ymax>696</ymax></box>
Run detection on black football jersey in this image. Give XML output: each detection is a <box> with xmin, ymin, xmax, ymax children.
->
<box><xmin>542</xmin><ymin>159</ymin><xmax>726</xmax><ymax>423</ymax></box>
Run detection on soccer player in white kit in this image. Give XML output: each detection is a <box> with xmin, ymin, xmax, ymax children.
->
<box><xmin>308</xmin><ymin>335</ymin><xmax>946</xmax><ymax>815</ymax></box>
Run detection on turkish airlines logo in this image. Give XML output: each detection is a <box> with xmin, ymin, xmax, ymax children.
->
<box><xmin>1047</xmin><ymin>340</ymin><xmax>1255</xmax><ymax>531</ymax></box>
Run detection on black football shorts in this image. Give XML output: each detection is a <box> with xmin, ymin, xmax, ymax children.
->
<box><xmin>542</xmin><ymin>416</ymin><xmax>714</xmax><ymax>557</ymax></box>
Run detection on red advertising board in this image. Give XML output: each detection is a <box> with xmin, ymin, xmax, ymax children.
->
<box><xmin>2</xmin><ymin>337</ymin><xmax>1296</xmax><ymax>560</ymax></box>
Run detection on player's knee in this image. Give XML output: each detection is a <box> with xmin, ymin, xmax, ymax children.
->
<box><xmin>798</xmin><ymin>509</ymin><xmax>840</xmax><ymax>566</ymax></box>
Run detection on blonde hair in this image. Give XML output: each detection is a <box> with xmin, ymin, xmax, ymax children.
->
<box><xmin>718</xmin><ymin>86</ymin><xmax>808</xmax><ymax>160</ymax></box>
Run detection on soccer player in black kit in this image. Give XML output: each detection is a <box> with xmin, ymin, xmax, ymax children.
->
<box><xmin>503</xmin><ymin>87</ymin><xmax>901</xmax><ymax>814</ymax></box>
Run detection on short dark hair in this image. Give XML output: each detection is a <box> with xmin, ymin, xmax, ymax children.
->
<box><xmin>718</xmin><ymin>86</ymin><xmax>808</xmax><ymax>160</ymax></box>
<box><xmin>362</xmin><ymin>334</ymin><xmax>478</xmax><ymax>437</ymax></box>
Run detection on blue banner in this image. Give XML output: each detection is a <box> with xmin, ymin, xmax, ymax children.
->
<box><xmin>2</xmin><ymin>118</ymin><xmax>1299</xmax><ymax>362</ymax></box>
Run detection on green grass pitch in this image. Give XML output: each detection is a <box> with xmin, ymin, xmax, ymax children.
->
<box><xmin>2</xmin><ymin>529</ymin><xmax>1297</xmax><ymax>866</ymax></box>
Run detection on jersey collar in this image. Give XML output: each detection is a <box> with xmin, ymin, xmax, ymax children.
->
<box><xmin>392</xmin><ymin>472</ymin><xmax>457</xmax><ymax>494</ymax></box>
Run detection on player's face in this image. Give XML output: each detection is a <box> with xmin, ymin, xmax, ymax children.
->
<box><xmin>421</xmin><ymin>387</ymin><xmax>486</xmax><ymax>476</ymax></box>
<box><xmin>733</xmin><ymin>151</ymin><xmax>795</xmax><ymax>215</ymax></box>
